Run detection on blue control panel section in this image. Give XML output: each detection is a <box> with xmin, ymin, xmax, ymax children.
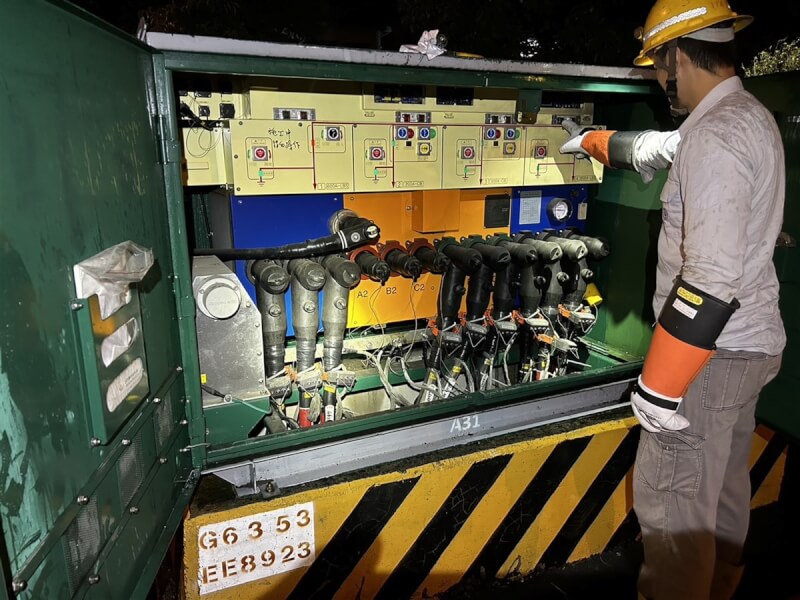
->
<box><xmin>510</xmin><ymin>185</ymin><xmax>589</xmax><ymax>235</ymax></box>
<box><xmin>230</xmin><ymin>193</ymin><xmax>344</xmax><ymax>336</ymax></box>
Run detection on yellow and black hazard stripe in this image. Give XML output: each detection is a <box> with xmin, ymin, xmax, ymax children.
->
<box><xmin>288</xmin><ymin>454</ymin><xmax>512</xmax><ymax>600</ymax></box>
<box><xmin>184</xmin><ymin>420</ymin><xmax>788</xmax><ymax>600</ymax></box>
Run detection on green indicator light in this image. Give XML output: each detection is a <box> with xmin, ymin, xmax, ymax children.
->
<box><xmin>374</xmin><ymin>168</ymin><xmax>379</xmax><ymax>176</ymax></box>
<box><xmin>391</xmin><ymin>140</ymin><xmax>396</xmax><ymax>147</ymax></box>
<box><xmin>258</xmin><ymin>169</ymin><xmax>264</xmax><ymax>177</ymax></box>
<box><xmin>430</xmin><ymin>128</ymin><xmax>437</xmax><ymax>139</ymax></box>
<box><xmin>464</xmin><ymin>166</ymin><xmax>468</xmax><ymax>175</ymax></box>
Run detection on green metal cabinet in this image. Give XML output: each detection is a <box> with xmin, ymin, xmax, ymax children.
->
<box><xmin>1</xmin><ymin>1</ymin><xmax>195</xmax><ymax>597</ymax></box>
<box><xmin>2</xmin><ymin>1</ymin><xmax>799</xmax><ymax>598</ymax></box>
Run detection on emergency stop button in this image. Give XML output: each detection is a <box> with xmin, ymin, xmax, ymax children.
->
<box><xmin>534</xmin><ymin>144</ymin><xmax>548</xmax><ymax>159</ymax></box>
<box><xmin>461</xmin><ymin>146</ymin><xmax>475</xmax><ymax>160</ymax></box>
<box><xmin>252</xmin><ymin>146</ymin><xmax>270</xmax><ymax>161</ymax></box>
<box><xmin>370</xmin><ymin>146</ymin><xmax>385</xmax><ymax>160</ymax></box>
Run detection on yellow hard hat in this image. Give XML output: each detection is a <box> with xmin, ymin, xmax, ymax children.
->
<box><xmin>634</xmin><ymin>0</ymin><xmax>753</xmax><ymax>66</ymax></box>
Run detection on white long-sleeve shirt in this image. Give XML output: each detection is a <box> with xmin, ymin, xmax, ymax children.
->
<box><xmin>654</xmin><ymin>76</ymin><xmax>786</xmax><ymax>354</ymax></box>
<box><xmin>632</xmin><ymin>130</ymin><xmax>681</xmax><ymax>183</ymax></box>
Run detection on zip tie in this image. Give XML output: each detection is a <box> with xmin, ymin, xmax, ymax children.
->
<box><xmin>267</xmin><ymin>369</ymin><xmax>289</xmax><ymax>381</ymax></box>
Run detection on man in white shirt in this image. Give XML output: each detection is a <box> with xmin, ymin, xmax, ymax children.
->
<box><xmin>560</xmin><ymin>2</ymin><xmax>786</xmax><ymax>598</ymax></box>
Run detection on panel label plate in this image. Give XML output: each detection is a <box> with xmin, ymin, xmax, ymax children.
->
<box><xmin>197</xmin><ymin>502</ymin><xmax>315</xmax><ymax>594</ymax></box>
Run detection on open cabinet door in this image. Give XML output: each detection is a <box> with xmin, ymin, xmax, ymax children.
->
<box><xmin>1</xmin><ymin>1</ymin><xmax>197</xmax><ymax>598</ymax></box>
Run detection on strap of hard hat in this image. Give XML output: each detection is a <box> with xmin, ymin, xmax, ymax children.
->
<box><xmin>665</xmin><ymin>40</ymin><xmax>679</xmax><ymax>105</ymax></box>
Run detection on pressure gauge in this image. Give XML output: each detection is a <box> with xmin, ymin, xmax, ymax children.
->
<box><xmin>547</xmin><ymin>197</ymin><xmax>573</xmax><ymax>224</ymax></box>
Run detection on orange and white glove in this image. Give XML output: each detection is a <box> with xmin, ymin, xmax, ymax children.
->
<box><xmin>559</xmin><ymin>119</ymin><xmax>615</xmax><ymax>164</ymax></box>
<box><xmin>559</xmin><ymin>118</ymin><xmax>680</xmax><ymax>184</ymax></box>
<box><xmin>632</xmin><ymin>277</ymin><xmax>739</xmax><ymax>433</ymax></box>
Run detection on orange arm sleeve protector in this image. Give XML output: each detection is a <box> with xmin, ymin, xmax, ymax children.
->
<box><xmin>641</xmin><ymin>277</ymin><xmax>739</xmax><ymax>398</ymax></box>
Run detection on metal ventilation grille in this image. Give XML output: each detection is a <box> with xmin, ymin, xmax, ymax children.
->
<box><xmin>62</xmin><ymin>497</ymin><xmax>101</xmax><ymax>595</ymax></box>
<box><xmin>117</xmin><ymin>435</ymin><xmax>145</xmax><ymax>508</ymax></box>
<box><xmin>155</xmin><ymin>397</ymin><xmax>175</xmax><ymax>451</ymax></box>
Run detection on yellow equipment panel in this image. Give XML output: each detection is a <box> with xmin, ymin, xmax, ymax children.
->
<box><xmin>393</xmin><ymin>125</ymin><xmax>442</xmax><ymax>190</ymax></box>
<box><xmin>179</xmin><ymin>82</ymin><xmax>608</xmax><ymax>191</ymax></box>
<box><xmin>441</xmin><ymin>125</ymin><xmax>483</xmax><ymax>189</ymax></box>
<box><xmin>353</xmin><ymin>125</ymin><xmax>393</xmax><ymax>192</ymax></box>
<box><xmin>480</xmin><ymin>126</ymin><xmax>524</xmax><ymax>187</ymax></box>
<box><xmin>523</xmin><ymin>125</ymin><xmax>604</xmax><ymax>186</ymax></box>
<box><xmin>344</xmin><ymin>189</ymin><xmax>511</xmax><ymax>327</ymax></box>
<box><xmin>353</xmin><ymin>124</ymin><xmax>443</xmax><ymax>192</ymax></box>
<box><xmin>229</xmin><ymin>120</ymin><xmax>354</xmax><ymax>195</ymax></box>
<box><xmin>247</xmin><ymin>82</ymin><xmax>364</xmax><ymax>122</ymax></box>
<box><xmin>181</xmin><ymin>127</ymin><xmax>229</xmax><ymax>186</ymax></box>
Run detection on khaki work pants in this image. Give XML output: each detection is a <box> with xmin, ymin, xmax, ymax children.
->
<box><xmin>634</xmin><ymin>350</ymin><xmax>782</xmax><ymax>600</ymax></box>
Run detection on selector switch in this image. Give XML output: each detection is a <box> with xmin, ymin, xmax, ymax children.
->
<box><xmin>418</xmin><ymin>142</ymin><xmax>432</xmax><ymax>156</ymax></box>
<box><xmin>503</xmin><ymin>142</ymin><xmax>516</xmax><ymax>155</ymax></box>
<box><xmin>324</xmin><ymin>127</ymin><xmax>342</xmax><ymax>141</ymax></box>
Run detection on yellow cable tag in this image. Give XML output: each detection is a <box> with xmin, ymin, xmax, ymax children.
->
<box><xmin>584</xmin><ymin>282</ymin><xmax>604</xmax><ymax>306</ymax></box>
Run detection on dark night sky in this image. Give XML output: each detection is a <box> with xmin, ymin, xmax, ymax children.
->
<box><xmin>71</xmin><ymin>0</ymin><xmax>798</xmax><ymax>68</ymax></box>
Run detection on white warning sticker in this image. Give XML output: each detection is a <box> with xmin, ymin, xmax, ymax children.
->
<box><xmin>519</xmin><ymin>191</ymin><xmax>542</xmax><ymax>225</ymax></box>
<box><xmin>197</xmin><ymin>502</ymin><xmax>315</xmax><ymax>595</ymax></box>
<box><xmin>672</xmin><ymin>298</ymin><xmax>698</xmax><ymax>320</ymax></box>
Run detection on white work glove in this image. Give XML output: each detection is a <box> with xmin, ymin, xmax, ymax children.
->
<box><xmin>630</xmin><ymin>375</ymin><xmax>690</xmax><ymax>433</ymax></box>
<box><xmin>559</xmin><ymin>118</ymin><xmax>590</xmax><ymax>159</ymax></box>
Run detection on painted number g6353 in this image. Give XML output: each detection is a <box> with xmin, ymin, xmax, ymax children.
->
<box><xmin>198</xmin><ymin>508</ymin><xmax>311</xmax><ymax>548</ymax></box>
<box><xmin>197</xmin><ymin>502</ymin><xmax>315</xmax><ymax>595</ymax></box>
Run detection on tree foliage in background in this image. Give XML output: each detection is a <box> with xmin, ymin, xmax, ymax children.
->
<box><xmin>744</xmin><ymin>38</ymin><xmax>800</xmax><ymax>76</ymax></box>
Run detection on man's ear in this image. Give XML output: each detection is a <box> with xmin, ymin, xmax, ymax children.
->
<box><xmin>675</xmin><ymin>46</ymin><xmax>689</xmax><ymax>71</ymax></box>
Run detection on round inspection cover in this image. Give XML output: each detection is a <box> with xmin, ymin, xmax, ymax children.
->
<box><xmin>197</xmin><ymin>278</ymin><xmax>241</xmax><ymax>320</ymax></box>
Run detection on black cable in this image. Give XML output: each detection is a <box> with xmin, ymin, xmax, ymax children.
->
<box><xmin>269</xmin><ymin>398</ymin><xmax>299</xmax><ymax>430</ymax></box>
<box><xmin>180</xmin><ymin>101</ymin><xmax>215</xmax><ymax>131</ymax></box>
<box><xmin>193</xmin><ymin>219</ymin><xmax>379</xmax><ymax>260</ymax></box>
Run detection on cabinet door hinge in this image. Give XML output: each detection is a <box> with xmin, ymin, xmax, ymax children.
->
<box><xmin>153</xmin><ymin>114</ymin><xmax>181</xmax><ymax>165</ymax></box>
